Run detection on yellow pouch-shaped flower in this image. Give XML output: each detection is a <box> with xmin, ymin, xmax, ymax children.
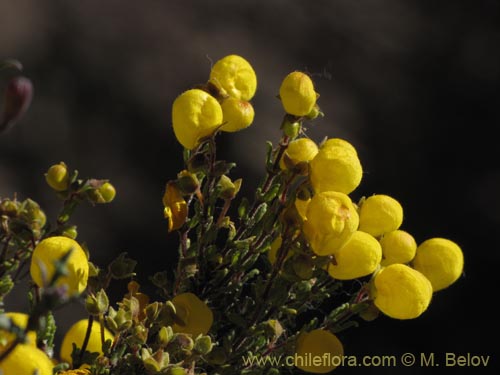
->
<box><xmin>280</xmin><ymin>138</ymin><xmax>318</xmax><ymax>170</ymax></box>
<box><xmin>30</xmin><ymin>236</ymin><xmax>89</xmax><ymax>295</ymax></box>
<box><xmin>60</xmin><ymin>319</ymin><xmax>114</xmax><ymax>365</ymax></box>
<box><xmin>163</xmin><ymin>181</ymin><xmax>188</xmax><ymax>232</ymax></box>
<box><xmin>412</xmin><ymin>238</ymin><xmax>463</xmax><ymax>291</ymax></box>
<box><xmin>327</xmin><ymin>231</ymin><xmax>382</xmax><ymax>280</ymax></box>
<box><xmin>373</xmin><ymin>264</ymin><xmax>432</xmax><ymax>319</ymax></box>
<box><xmin>220</xmin><ymin>97</ymin><xmax>254</xmax><ymax>132</ymax></box>
<box><xmin>303</xmin><ymin>191</ymin><xmax>359</xmax><ymax>256</ymax></box>
<box><xmin>209</xmin><ymin>55</ymin><xmax>257</xmax><ymax>101</ymax></box>
<box><xmin>172</xmin><ymin>89</ymin><xmax>223</xmax><ymax>150</ymax></box>
<box><xmin>172</xmin><ymin>293</ymin><xmax>213</xmax><ymax>336</ymax></box>
<box><xmin>309</xmin><ymin>140</ymin><xmax>362</xmax><ymax>194</ymax></box>
<box><xmin>0</xmin><ymin>312</ymin><xmax>37</xmax><ymax>350</ymax></box>
<box><xmin>294</xmin><ymin>329</ymin><xmax>343</xmax><ymax>373</ymax></box>
<box><xmin>0</xmin><ymin>343</ymin><xmax>53</xmax><ymax>375</ymax></box>
<box><xmin>279</xmin><ymin>71</ymin><xmax>317</xmax><ymax>117</ymax></box>
<box><xmin>358</xmin><ymin>194</ymin><xmax>403</xmax><ymax>237</ymax></box>
<box><xmin>380</xmin><ymin>230</ymin><xmax>417</xmax><ymax>266</ymax></box>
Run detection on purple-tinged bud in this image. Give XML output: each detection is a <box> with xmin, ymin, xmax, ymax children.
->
<box><xmin>1</xmin><ymin>76</ymin><xmax>33</xmax><ymax>133</ymax></box>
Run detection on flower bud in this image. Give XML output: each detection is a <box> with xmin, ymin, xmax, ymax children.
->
<box><xmin>61</xmin><ymin>225</ymin><xmax>78</xmax><ymax>240</ymax></box>
<box><xmin>45</xmin><ymin>162</ymin><xmax>70</xmax><ymax>191</ymax></box>
<box><xmin>194</xmin><ymin>335</ymin><xmax>213</xmax><ymax>355</ymax></box>
<box><xmin>217</xmin><ymin>175</ymin><xmax>242</xmax><ymax>200</ymax></box>
<box><xmin>1</xmin><ymin>76</ymin><xmax>33</xmax><ymax>133</ymax></box>
<box><xmin>281</xmin><ymin>117</ymin><xmax>301</xmax><ymax>139</ymax></box>
<box><xmin>279</xmin><ymin>72</ymin><xmax>317</xmax><ymax>117</ymax></box>
<box><xmin>0</xmin><ymin>198</ymin><xmax>19</xmax><ymax>217</ymax></box>
<box><xmin>85</xmin><ymin>289</ymin><xmax>109</xmax><ymax>316</ymax></box>
<box><xmin>209</xmin><ymin>55</ymin><xmax>257</xmax><ymax>101</ymax></box>
<box><xmin>158</xmin><ymin>326</ymin><xmax>174</xmax><ymax>346</ymax></box>
<box><xmin>176</xmin><ymin>170</ymin><xmax>200</xmax><ymax>195</ymax></box>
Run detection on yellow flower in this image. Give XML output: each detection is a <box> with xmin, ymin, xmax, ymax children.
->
<box><xmin>45</xmin><ymin>162</ymin><xmax>70</xmax><ymax>191</ymax></box>
<box><xmin>209</xmin><ymin>55</ymin><xmax>257</xmax><ymax>101</ymax></box>
<box><xmin>60</xmin><ymin>319</ymin><xmax>114</xmax><ymax>365</ymax></box>
<box><xmin>380</xmin><ymin>230</ymin><xmax>417</xmax><ymax>266</ymax></box>
<box><xmin>295</xmin><ymin>196</ymin><xmax>310</xmax><ymax>222</ymax></box>
<box><xmin>30</xmin><ymin>236</ymin><xmax>89</xmax><ymax>295</ymax></box>
<box><xmin>358</xmin><ymin>194</ymin><xmax>403</xmax><ymax>237</ymax></box>
<box><xmin>279</xmin><ymin>71</ymin><xmax>317</xmax><ymax>116</ymax></box>
<box><xmin>163</xmin><ymin>181</ymin><xmax>188</xmax><ymax>232</ymax></box>
<box><xmin>280</xmin><ymin>138</ymin><xmax>318</xmax><ymax>170</ymax></box>
<box><xmin>309</xmin><ymin>139</ymin><xmax>362</xmax><ymax>194</ymax></box>
<box><xmin>57</xmin><ymin>370</ymin><xmax>90</xmax><ymax>375</ymax></box>
<box><xmin>327</xmin><ymin>231</ymin><xmax>382</xmax><ymax>280</ymax></box>
<box><xmin>373</xmin><ymin>264</ymin><xmax>432</xmax><ymax>319</ymax></box>
<box><xmin>322</xmin><ymin>138</ymin><xmax>357</xmax><ymax>154</ymax></box>
<box><xmin>0</xmin><ymin>312</ymin><xmax>37</xmax><ymax>350</ymax></box>
<box><xmin>220</xmin><ymin>97</ymin><xmax>255</xmax><ymax>132</ymax></box>
<box><xmin>0</xmin><ymin>343</ymin><xmax>54</xmax><ymax>375</ymax></box>
<box><xmin>412</xmin><ymin>238</ymin><xmax>464</xmax><ymax>291</ymax></box>
<box><xmin>172</xmin><ymin>89</ymin><xmax>223</xmax><ymax>150</ymax></box>
<box><xmin>303</xmin><ymin>191</ymin><xmax>359</xmax><ymax>256</ymax></box>
<box><xmin>172</xmin><ymin>293</ymin><xmax>213</xmax><ymax>336</ymax></box>
<box><xmin>294</xmin><ymin>329</ymin><xmax>343</xmax><ymax>373</ymax></box>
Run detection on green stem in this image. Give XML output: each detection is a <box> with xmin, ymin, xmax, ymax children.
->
<box><xmin>78</xmin><ymin>315</ymin><xmax>94</xmax><ymax>365</ymax></box>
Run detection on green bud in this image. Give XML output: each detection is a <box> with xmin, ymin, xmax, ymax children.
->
<box><xmin>167</xmin><ymin>367</ymin><xmax>187</xmax><ymax>375</ymax></box>
<box><xmin>194</xmin><ymin>335</ymin><xmax>213</xmax><ymax>355</ymax></box>
<box><xmin>305</xmin><ymin>104</ymin><xmax>323</xmax><ymax>120</ymax></box>
<box><xmin>292</xmin><ymin>255</ymin><xmax>314</xmax><ymax>280</ymax></box>
<box><xmin>85</xmin><ymin>289</ymin><xmax>109</xmax><ymax>316</ymax></box>
<box><xmin>61</xmin><ymin>225</ymin><xmax>78</xmax><ymax>239</ymax></box>
<box><xmin>177</xmin><ymin>170</ymin><xmax>200</xmax><ymax>195</ymax></box>
<box><xmin>218</xmin><ymin>175</ymin><xmax>242</xmax><ymax>200</ymax></box>
<box><xmin>187</xmin><ymin>153</ymin><xmax>207</xmax><ymax>173</ymax></box>
<box><xmin>265</xmin><ymin>319</ymin><xmax>284</xmax><ymax>339</ymax></box>
<box><xmin>207</xmin><ymin>347</ymin><xmax>227</xmax><ymax>365</ymax></box>
<box><xmin>158</xmin><ymin>326</ymin><xmax>174</xmax><ymax>347</ymax></box>
<box><xmin>174</xmin><ymin>333</ymin><xmax>194</xmax><ymax>351</ymax></box>
<box><xmin>45</xmin><ymin>162</ymin><xmax>70</xmax><ymax>191</ymax></box>
<box><xmin>0</xmin><ymin>199</ymin><xmax>19</xmax><ymax>217</ymax></box>
<box><xmin>282</xmin><ymin>118</ymin><xmax>301</xmax><ymax>139</ymax></box>
<box><xmin>145</xmin><ymin>301</ymin><xmax>161</xmax><ymax>321</ymax></box>
<box><xmin>359</xmin><ymin>303</ymin><xmax>380</xmax><ymax>322</ymax></box>
<box><xmin>109</xmin><ymin>253</ymin><xmax>137</xmax><ymax>279</ymax></box>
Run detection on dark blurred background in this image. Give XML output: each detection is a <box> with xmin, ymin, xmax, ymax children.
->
<box><xmin>1</xmin><ymin>0</ymin><xmax>499</xmax><ymax>373</ymax></box>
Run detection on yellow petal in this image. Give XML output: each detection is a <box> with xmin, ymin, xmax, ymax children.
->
<box><xmin>162</xmin><ymin>182</ymin><xmax>188</xmax><ymax>232</ymax></box>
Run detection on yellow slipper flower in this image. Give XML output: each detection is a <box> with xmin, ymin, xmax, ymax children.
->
<box><xmin>380</xmin><ymin>230</ymin><xmax>417</xmax><ymax>266</ymax></box>
<box><xmin>0</xmin><ymin>343</ymin><xmax>53</xmax><ymax>375</ymax></box>
<box><xmin>45</xmin><ymin>162</ymin><xmax>70</xmax><ymax>191</ymax></box>
<box><xmin>209</xmin><ymin>55</ymin><xmax>257</xmax><ymax>101</ymax></box>
<box><xmin>294</xmin><ymin>329</ymin><xmax>343</xmax><ymax>373</ymax></box>
<box><xmin>358</xmin><ymin>195</ymin><xmax>403</xmax><ymax>237</ymax></box>
<box><xmin>30</xmin><ymin>236</ymin><xmax>89</xmax><ymax>295</ymax></box>
<box><xmin>280</xmin><ymin>138</ymin><xmax>318</xmax><ymax>170</ymax></box>
<box><xmin>60</xmin><ymin>319</ymin><xmax>114</xmax><ymax>365</ymax></box>
<box><xmin>172</xmin><ymin>293</ymin><xmax>213</xmax><ymax>336</ymax></box>
<box><xmin>327</xmin><ymin>231</ymin><xmax>382</xmax><ymax>280</ymax></box>
<box><xmin>309</xmin><ymin>140</ymin><xmax>362</xmax><ymax>194</ymax></box>
<box><xmin>220</xmin><ymin>97</ymin><xmax>255</xmax><ymax>132</ymax></box>
<box><xmin>373</xmin><ymin>264</ymin><xmax>432</xmax><ymax>319</ymax></box>
<box><xmin>0</xmin><ymin>312</ymin><xmax>37</xmax><ymax>350</ymax></box>
<box><xmin>412</xmin><ymin>238</ymin><xmax>464</xmax><ymax>291</ymax></box>
<box><xmin>172</xmin><ymin>89</ymin><xmax>223</xmax><ymax>150</ymax></box>
<box><xmin>279</xmin><ymin>71</ymin><xmax>317</xmax><ymax>117</ymax></box>
<box><xmin>303</xmin><ymin>191</ymin><xmax>359</xmax><ymax>256</ymax></box>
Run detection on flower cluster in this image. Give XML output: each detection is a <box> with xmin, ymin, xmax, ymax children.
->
<box><xmin>0</xmin><ymin>55</ymin><xmax>463</xmax><ymax>375</ymax></box>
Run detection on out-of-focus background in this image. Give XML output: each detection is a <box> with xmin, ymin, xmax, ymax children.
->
<box><xmin>1</xmin><ymin>0</ymin><xmax>499</xmax><ymax>373</ymax></box>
